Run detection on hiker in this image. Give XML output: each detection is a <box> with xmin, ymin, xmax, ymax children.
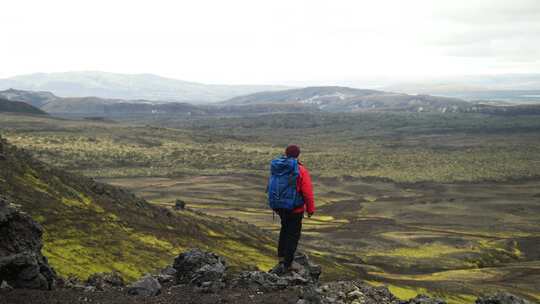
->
<box><xmin>268</xmin><ymin>144</ymin><xmax>315</xmax><ymax>273</ymax></box>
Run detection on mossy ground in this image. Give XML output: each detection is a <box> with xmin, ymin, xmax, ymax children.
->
<box><xmin>0</xmin><ymin>136</ymin><xmax>279</xmax><ymax>282</ymax></box>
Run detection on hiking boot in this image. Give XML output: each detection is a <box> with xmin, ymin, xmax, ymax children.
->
<box><xmin>288</xmin><ymin>261</ymin><xmax>303</xmax><ymax>273</ymax></box>
<box><xmin>269</xmin><ymin>262</ymin><xmax>287</xmax><ymax>276</ymax></box>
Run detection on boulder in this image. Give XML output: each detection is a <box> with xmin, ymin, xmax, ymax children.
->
<box><xmin>476</xmin><ymin>292</ymin><xmax>532</xmax><ymax>304</ymax></box>
<box><xmin>173</xmin><ymin>249</ymin><xmax>227</xmax><ymax>291</ymax></box>
<box><xmin>152</xmin><ymin>265</ymin><xmax>177</xmax><ymax>283</ymax></box>
<box><xmin>0</xmin><ymin>197</ymin><xmax>56</xmax><ymax>290</ymax></box>
<box><xmin>174</xmin><ymin>199</ymin><xmax>186</xmax><ymax>210</ymax></box>
<box><xmin>127</xmin><ymin>274</ymin><xmax>161</xmax><ymax>296</ymax></box>
<box><xmin>86</xmin><ymin>271</ymin><xmax>125</xmax><ymax>290</ymax></box>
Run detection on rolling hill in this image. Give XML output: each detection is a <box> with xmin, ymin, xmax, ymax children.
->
<box><xmin>0</xmin><ymin>97</ymin><xmax>48</xmax><ymax>115</ymax></box>
<box><xmin>0</xmin><ymin>88</ymin><xmax>59</xmax><ymax>107</ymax></box>
<box><xmin>223</xmin><ymin>86</ymin><xmax>476</xmax><ymax>113</ymax></box>
<box><xmin>0</xmin><ymin>71</ymin><xmax>291</xmax><ymax>103</ymax></box>
<box><xmin>5</xmin><ymin>87</ymin><xmax>540</xmax><ymax>117</ymax></box>
<box><xmin>0</xmin><ymin>89</ymin><xmax>206</xmax><ymax>116</ymax></box>
<box><xmin>41</xmin><ymin>97</ymin><xmax>205</xmax><ymax>116</ymax></box>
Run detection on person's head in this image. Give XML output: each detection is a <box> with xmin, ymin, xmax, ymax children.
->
<box><xmin>285</xmin><ymin>145</ymin><xmax>301</xmax><ymax>158</ymax></box>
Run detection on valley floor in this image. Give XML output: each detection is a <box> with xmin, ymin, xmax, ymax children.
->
<box><xmin>102</xmin><ymin>174</ymin><xmax>540</xmax><ymax>303</ymax></box>
<box><xmin>2</xmin><ymin>111</ymin><xmax>540</xmax><ymax>303</ymax></box>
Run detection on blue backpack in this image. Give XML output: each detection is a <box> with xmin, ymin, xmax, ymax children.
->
<box><xmin>268</xmin><ymin>156</ymin><xmax>304</xmax><ymax>210</ymax></box>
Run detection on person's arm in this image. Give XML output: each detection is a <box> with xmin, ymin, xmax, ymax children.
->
<box><xmin>299</xmin><ymin>165</ymin><xmax>315</xmax><ymax>215</ymax></box>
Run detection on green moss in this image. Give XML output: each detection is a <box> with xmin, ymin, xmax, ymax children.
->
<box><xmin>33</xmin><ymin>215</ymin><xmax>46</xmax><ymax>223</ymax></box>
<box><xmin>20</xmin><ymin>171</ymin><xmax>51</xmax><ymax>193</ymax></box>
<box><xmin>387</xmin><ymin>284</ymin><xmax>428</xmax><ymax>300</ymax></box>
<box><xmin>129</xmin><ymin>233</ymin><xmax>174</xmax><ymax>251</ymax></box>
<box><xmin>42</xmin><ymin>228</ymin><xmax>175</xmax><ymax>281</ymax></box>
<box><xmin>375</xmin><ymin>243</ymin><xmax>470</xmax><ymax>259</ymax></box>
<box><xmin>60</xmin><ymin>192</ymin><xmax>104</xmax><ymax>213</ymax></box>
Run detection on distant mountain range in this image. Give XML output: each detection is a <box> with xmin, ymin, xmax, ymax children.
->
<box><xmin>3</xmin><ymin>71</ymin><xmax>540</xmax><ymax>106</ymax></box>
<box><xmin>3</xmin><ymin>87</ymin><xmax>540</xmax><ymax>117</ymax></box>
<box><xmin>0</xmin><ymin>71</ymin><xmax>291</xmax><ymax>103</ymax></box>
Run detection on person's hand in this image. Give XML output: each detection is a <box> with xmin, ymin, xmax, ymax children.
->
<box><xmin>307</xmin><ymin>212</ymin><xmax>314</xmax><ymax>218</ymax></box>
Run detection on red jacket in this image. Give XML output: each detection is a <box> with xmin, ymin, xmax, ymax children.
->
<box><xmin>292</xmin><ymin>163</ymin><xmax>315</xmax><ymax>214</ymax></box>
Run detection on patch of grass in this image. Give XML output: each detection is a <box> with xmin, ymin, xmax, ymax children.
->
<box><xmin>375</xmin><ymin>243</ymin><xmax>470</xmax><ymax>259</ymax></box>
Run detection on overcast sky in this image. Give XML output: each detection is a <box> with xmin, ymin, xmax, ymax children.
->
<box><xmin>1</xmin><ymin>0</ymin><xmax>539</xmax><ymax>84</ymax></box>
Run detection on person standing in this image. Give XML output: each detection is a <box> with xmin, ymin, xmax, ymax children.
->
<box><xmin>267</xmin><ymin>145</ymin><xmax>315</xmax><ymax>273</ymax></box>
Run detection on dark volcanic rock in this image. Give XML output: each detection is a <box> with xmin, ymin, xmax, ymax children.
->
<box><xmin>232</xmin><ymin>271</ymin><xmax>289</xmax><ymax>291</ymax></box>
<box><xmin>174</xmin><ymin>199</ymin><xmax>186</xmax><ymax>210</ymax></box>
<box><xmin>173</xmin><ymin>249</ymin><xmax>227</xmax><ymax>292</ymax></box>
<box><xmin>86</xmin><ymin>272</ymin><xmax>125</xmax><ymax>290</ymax></box>
<box><xmin>161</xmin><ymin>266</ymin><xmax>177</xmax><ymax>277</ymax></box>
<box><xmin>407</xmin><ymin>294</ymin><xmax>447</xmax><ymax>304</ymax></box>
<box><xmin>151</xmin><ymin>266</ymin><xmax>177</xmax><ymax>283</ymax></box>
<box><xmin>476</xmin><ymin>292</ymin><xmax>532</xmax><ymax>304</ymax></box>
<box><xmin>235</xmin><ymin>252</ymin><xmax>322</xmax><ymax>292</ymax></box>
<box><xmin>127</xmin><ymin>275</ymin><xmax>161</xmax><ymax>297</ymax></box>
<box><xmin>0</xmin><ymin>197</ymin><xmax>56</xmax><ymax>290</ymax></box>
<box><xmin>307</xmin><ymin>281</ymin><xmax>401</xmax><ymax>304</ymax></box>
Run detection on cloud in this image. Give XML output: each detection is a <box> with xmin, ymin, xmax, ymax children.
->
<box><xmin>417</xmin><ymin>1</ymin><xmax>540</xmax><ymax>61</ymax></box>
<box><xmin>0</xmin><ymin>0</ymin><xmax>539</xmax><ymax>82</ymax></box>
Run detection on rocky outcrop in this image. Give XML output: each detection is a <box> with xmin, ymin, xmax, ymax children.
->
<box><xmin>475</xmin><ymin>292</ymin><xmax>532</xmax><ymax>304</ymax></box>
<box><xmin>173</xmin><ymin>248</ymin><xmax>227</xmax><ymax>292</ymax></box>
<box><xmin>0</xmin><ymin>197</ymin><xmax>56</xmax><ymax>290</ymax></box>
<box><xmin>233</xmin><ymin>252</ymin><xmax>322</xmax><ymax>291</ymax></box>
<box><xmin>232</xmin><ymin>270</ymin><xmax>290</xmax><ymax>291</ymax></box>
<box><xmin>299</xmin><ymin>280</ymin><xmax>401</xmax><ymax>304</ymax></box>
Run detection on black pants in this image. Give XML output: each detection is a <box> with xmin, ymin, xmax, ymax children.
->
<box><xmin>276</xmin><ymin>209</ymin><xmax>303</xmax><ymax>268</ymax></box>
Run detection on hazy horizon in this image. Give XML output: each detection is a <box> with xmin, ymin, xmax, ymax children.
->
<box><xmin>3</xmin><ymin>70</ymin><xmax>540</xmax><ymax>89</ymax></box>
<box><xmin>2</xmin><ymin>0</ymin><xmax>539</xmax><ymax>85</ymax></box>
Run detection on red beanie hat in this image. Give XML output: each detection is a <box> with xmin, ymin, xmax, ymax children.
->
<box><xmin>285</xmin><ymin>145</ymin><xmax>301</xmax><ymax>158</ymax></box>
